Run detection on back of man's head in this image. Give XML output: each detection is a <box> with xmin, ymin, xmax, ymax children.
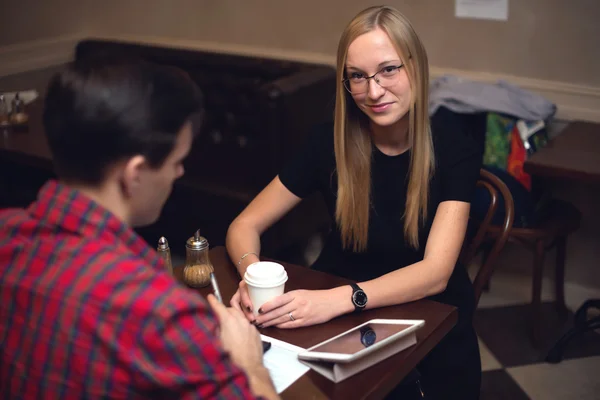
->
<box><xmin>43</xmin><ymin>56</ymin><xmax>204</xmax><ymax>185</ymax></box>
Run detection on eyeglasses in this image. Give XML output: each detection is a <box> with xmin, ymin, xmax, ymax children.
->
<box><xmin>342</xmin><ymin>64</ymin><xmax>405</xmax><ymax>94</ymax></box>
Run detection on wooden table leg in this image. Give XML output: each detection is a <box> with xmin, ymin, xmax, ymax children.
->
<box><xmin>555</xmin><ymin>235</ymin><xmax>568</xmax><ymax>315</ymax></box>
<box><xmin>531</xmin><ymin>238</ymin><xmax>546</xmax><ymax>347</ymax></box>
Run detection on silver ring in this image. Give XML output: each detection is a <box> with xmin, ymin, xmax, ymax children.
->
<box><xmin>289</xmin><ymin>312</ymin><xmax>295</xmax><ymax>321</ymax></box>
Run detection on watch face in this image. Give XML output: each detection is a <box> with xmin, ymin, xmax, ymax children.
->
<box><xmin>352</xmin><ymin>290</ymin><xmax>368</xmax><ymax>307</ymax></box>
<box><xmin>361</xmin><ymin>329</ymin><xmax>377</xmax><ymax>347</ymax></box>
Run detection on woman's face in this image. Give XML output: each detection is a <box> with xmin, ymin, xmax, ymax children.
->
<box><xmin>345</xmin><ymin>28</ymin><xmax>412</xmax><ymax>128</ymax></box>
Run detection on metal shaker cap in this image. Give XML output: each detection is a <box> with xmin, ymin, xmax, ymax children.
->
<box><xmin>186</xmin><ymin>229</ymin><xmax>208</xmax><ymax>250</ymax></box>
<box><xmin>157</xmin><ymin>236</ymin><xmax>169</xmax><ymax>251</ymax></box>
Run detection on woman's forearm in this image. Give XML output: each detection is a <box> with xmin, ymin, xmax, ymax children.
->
<box><xmin>225</xmin><ymin>177</ymin><xmax>302</xmax><ymax>277</ymax></box>
<box><xmin>226</xmin><ymin>219</ymin><xmax>262</xmax><ymax>276</ymax></box>
<box><xmin>359</xmin><ymin>259</ymin><xmax>453</xmax><ymax>310</ymax></box>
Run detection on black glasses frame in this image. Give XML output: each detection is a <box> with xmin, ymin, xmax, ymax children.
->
<box><xmin>342</xmin><ymin>63</ymin><xmax>407</xmax><ymax>94</ymax></box>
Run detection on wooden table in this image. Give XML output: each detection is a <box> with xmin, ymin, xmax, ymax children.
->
<box><xmin>524</xmin><ymin>121</ymin><xmax>600</xmax><ymax>183</ymax></box>
<box><xmin>524</xmin><ymin>121</ymin><xmax>600</xmax><ymax>362</ymax></box>
<box><xmin>176</xmin><ymin>247</ymin><xmax>457</xmax><ymax>400</ymax></box>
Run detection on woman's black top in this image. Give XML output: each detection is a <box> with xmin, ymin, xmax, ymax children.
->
<box><xmin>279</xmin><ymin>110</ymin><xmax>482</xmax><ymax>323</ymax></box>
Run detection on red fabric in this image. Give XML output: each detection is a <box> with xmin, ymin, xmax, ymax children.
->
<box><xmin>0</xmin><ymin>180</ymin><xmax>258</xmax><ymax>399</ymax></box>
<box><xmin>507</xmin><ymin>126</ymin><xmax>532</xmax><ymax>190</ymax></box>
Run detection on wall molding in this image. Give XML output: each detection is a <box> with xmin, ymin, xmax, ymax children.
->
<box><xmin>2</xmin><ymin>34</ymin><xmax>599</xmax><ymax>123</ymax></box>
<box><xmin>0</xmin><ymin>35</ymin><xmax>80</xmax><ymax>77</ymax></box>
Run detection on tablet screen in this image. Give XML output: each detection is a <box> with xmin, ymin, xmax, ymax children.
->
<box><xmin>310</xmin><ymin>323</ymin><xmax>413</xmax><ymax>355</ymax></box>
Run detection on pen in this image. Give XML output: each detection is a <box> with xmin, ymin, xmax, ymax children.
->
<box><xmin>210</xmin><ymin>272</ymin><xmax>223</xmax><ymax>303</ymax></box>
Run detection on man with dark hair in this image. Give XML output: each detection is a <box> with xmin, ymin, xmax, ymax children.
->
<box><xmin>0</xmin><ymin>58</ymin><xmax>278</xmax><ymax>399</ymax></box>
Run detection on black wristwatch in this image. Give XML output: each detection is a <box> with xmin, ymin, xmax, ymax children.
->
<box><xmin>360</xmin><ymin>326</ymin><xmax>377</xmax><ymax>347</ymax></box>
<box><xmin>350</xmin><ymin>282</ymin><xmax>368</xmax><ymax>312</ymax></box>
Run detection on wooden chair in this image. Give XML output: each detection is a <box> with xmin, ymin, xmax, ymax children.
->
<box><xmin>461</xmin><ymin>169</ymin><xmax>515</xmax><ymax>307</ymax></box>
<box><xmin>484</xmin><ymin>196</ymin><xmax>581</xmax><ymax>346</ymax></box>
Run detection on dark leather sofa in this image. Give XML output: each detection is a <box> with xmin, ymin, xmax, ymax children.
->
<box><xmin>74</xmin><ymin>39</ymin><xmax>335</xmax><ymax>260</ymax></box>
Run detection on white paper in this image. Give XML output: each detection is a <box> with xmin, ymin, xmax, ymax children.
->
<box><xmin>455</xmin><ymin>0</ymin><xmax>508</xmax><ymax>21</ymax></box>
<box><xmin>260</xmin><ymin>334</ymin><xmax>310</xmax><ymax>394</ymax></box>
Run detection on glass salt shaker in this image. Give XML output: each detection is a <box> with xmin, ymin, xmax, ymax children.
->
<box><xmin>156</xmin><ymin>236</ymin><xmax>173</xmax><ymax>276</ymax></box>
<box><xmin>183</xmin><ymin>229</ymin><xmax>214</xmax><ymax>288</ymax></box>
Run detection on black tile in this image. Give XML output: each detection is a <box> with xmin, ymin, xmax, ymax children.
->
<box><xmin>475</xmin><ymin>302</ymin><xmax>600</xmax><ymax>368</ymax></box>
<box><xmin>481</xmin><ymin>370</ymin><xmax>530</xmax><ymax>400</ymax></box>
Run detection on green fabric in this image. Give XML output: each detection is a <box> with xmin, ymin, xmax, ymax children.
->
<box><xmin>483</xmin><ymin>113</ymin><xmax>513</xmax><ymax>169</ymax></box>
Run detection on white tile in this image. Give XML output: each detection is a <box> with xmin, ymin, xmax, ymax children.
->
<box><xmin>478</xmin><ymin>337</ymin><xmax>502</xmax><ymax>371</ymax></box>
<box><xmin>564</xmin><ymin>282</ymin><xmax>600</xmax><ymax>313</ymax></box>
<box><xmin>507</xmin><ymin>356</ymin><xmax>600</xmax><ymax>400</ymax></box>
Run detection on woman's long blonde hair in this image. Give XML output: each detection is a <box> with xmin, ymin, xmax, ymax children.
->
<box><xmin>334</xmin><ymin>5</ymin><xmax>434</xmax><ymax>251</ymax></box>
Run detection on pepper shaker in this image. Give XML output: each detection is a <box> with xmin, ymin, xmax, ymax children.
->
<box><xmin>183</xmin><ymin>229</ymin><xmax>214</xmax><ymax>288</ymax></box>
<box><xmin>156</xmin><ymin>236</ymin><xmax>173</xmax><ymax>276</ymax></box>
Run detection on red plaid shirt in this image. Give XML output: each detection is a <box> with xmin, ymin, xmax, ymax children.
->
<box><xmin>0</xmin><ymin>180</ymin><xmax>259</xmax><ymax>399</ymax></box>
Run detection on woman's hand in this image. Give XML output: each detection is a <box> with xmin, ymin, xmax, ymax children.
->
<box><xmin>229</xmin><ymin>280</ymin><xmax>256</xmax><ymax>323</ymax></box>
<box><xmin>254</xmin><ymin>288</ymin><xmax>351</xmax><ymax>329</ymax></box>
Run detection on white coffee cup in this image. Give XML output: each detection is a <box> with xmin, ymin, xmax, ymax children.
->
<box><xmin>244</xmin><ymin>261</ymin><xmax>288</xmax><ymax>316</ymax></box>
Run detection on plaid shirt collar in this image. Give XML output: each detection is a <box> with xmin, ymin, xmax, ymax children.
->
<box><xmin>28</xmin><ymin>180</ymin><xmax>162</xmax><ymax>271</ymax></box>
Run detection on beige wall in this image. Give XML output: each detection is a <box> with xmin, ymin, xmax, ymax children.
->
<box><xmin>2</xmin><ymin>1</ymin><xmax>598</xmax><ymax>87</ymax></box>
<box><xmin>83</xmin><ymin>0</ymin><xmax>600</xmax><ymax>87</ymax></box>
<box><xmin>0</xmin><ymin>0</ymin><xmax>87</xmax><ymax>46</ymax></box>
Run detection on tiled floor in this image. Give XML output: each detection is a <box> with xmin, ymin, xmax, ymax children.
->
<box><xmin>472</xmin><ymin>264</ymin><xmax>600</xmax><ymax>399</ymax></box>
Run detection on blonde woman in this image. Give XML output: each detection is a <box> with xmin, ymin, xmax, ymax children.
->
<box><xmin>227</xmin><ymin>5</ymin><xmax>481</xmax><ymax>398</ymax></box>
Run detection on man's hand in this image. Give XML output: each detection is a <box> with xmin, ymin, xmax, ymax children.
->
<box><xmin>207</xmin><ymin>295</ymin><xmax>280</xmax><ymax>399</ymax></box>
<box><xmin>207</xmin><ymin>294</ymin><xmax>264</xmax><ymax>371</ymax></box>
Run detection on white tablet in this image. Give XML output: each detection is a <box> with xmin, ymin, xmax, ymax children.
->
<box><xmin>297</xmin><ymin>319</ymin><xmax>425</xmax><ymax>363</ymax></box>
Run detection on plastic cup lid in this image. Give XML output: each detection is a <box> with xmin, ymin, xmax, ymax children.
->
<box><xmin>244</xmin><ymin>261</ymin><xmax>288</xmax><ymax>288</ymax></box>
